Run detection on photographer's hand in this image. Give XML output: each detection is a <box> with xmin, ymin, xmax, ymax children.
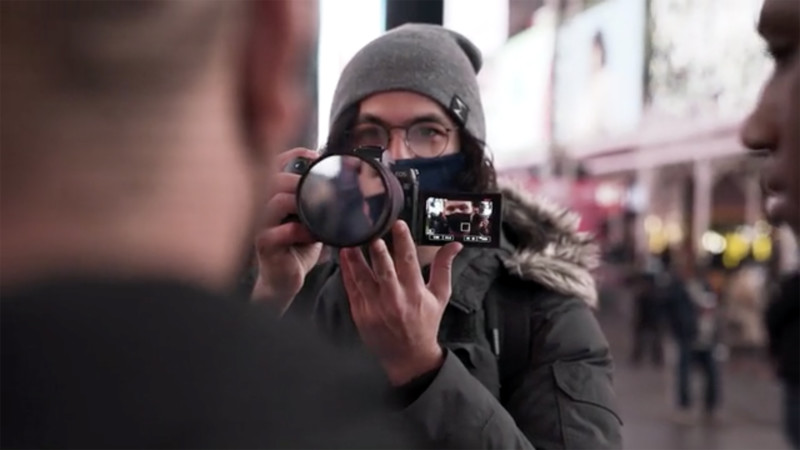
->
<box><xmin>340</xmin><ymin>220</ymin><xmax>462</xmax><ymax>386</ymax></box>
<box><xmin>252</xmin><ymin>148</ymin><xmax>322</xmax><ymax>313</ymax></box>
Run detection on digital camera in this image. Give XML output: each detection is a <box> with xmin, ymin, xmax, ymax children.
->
<box><xmin>286</xmin><ymin>146</ymin><xmax>502</xmax><ymax>248</ymax></box>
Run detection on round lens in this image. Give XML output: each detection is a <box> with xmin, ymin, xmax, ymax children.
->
<box><xmin>351</xmin><ymin>124</ymin><xmax>388</xmax><ymax>149</ymax></box>
<box><xmin>408</xmin><ymin>122</ymin><xmax>449</xmax><ymax>157</ymax></box>
<box><xmin>297</xmin><ymin>154</ymin><xmax>392</xmax><ymax>247</ymax></box>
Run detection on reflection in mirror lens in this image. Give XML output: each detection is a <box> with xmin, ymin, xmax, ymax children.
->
<box><xmin>298</xmin><ymin>155</ymin><xmax>387</xmax><ymax>246</ymax></box>
<box><xmin>312</xmin><ymin>156</ymin><xmax>343</xmax><ymax>179</ymax></box>
<box><xmin>364</xmin><ymin>193</ymin><xmax>387</xmax><ymax>226</ymax></box>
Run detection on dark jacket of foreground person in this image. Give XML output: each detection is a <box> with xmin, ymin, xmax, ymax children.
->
<box><xmin>1</xmin><ymin>279</ymin><xmax>417</xmax><ymax>449</ymax></box>
<box><xmin>766</xmin><ymin>272</ymin><xmax>800</xmax><ymax>386</ymax></box>
<box><xmin>290</xmin><ymin>184</ymin><xmax>624</xmax><ymax>449</ymax></box>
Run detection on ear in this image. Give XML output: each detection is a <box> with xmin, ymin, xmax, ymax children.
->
<box><xmin>243</xmin><ymin>0</ymin><xmax>308</xmax><ymax>157</ymax></box>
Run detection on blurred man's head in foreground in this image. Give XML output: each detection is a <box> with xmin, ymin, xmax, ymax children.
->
<box><xmin>0</xmin><ymin>1</ymin><xmax>315</xmax><ymax>289</ymax></box>
<box><xmin>741</xmin><ymin>0</ymin><xmax>800</xmax><ymax>237</ymax></box>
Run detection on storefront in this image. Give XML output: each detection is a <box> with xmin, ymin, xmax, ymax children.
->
<box><xmin>560</xmin><ymin>0</ymin><xmax>772</xmax><ymax>262</ymax></box>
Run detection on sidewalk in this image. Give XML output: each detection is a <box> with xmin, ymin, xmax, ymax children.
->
<box><xmin>597</xmin><ymin>295</ymin><xmax>789</xmax><ymax>450</ymax></box>
<box><xmin>614</xmin><ymin>359</ymin><xmax>787</xmax><ymax>450</ymax></box>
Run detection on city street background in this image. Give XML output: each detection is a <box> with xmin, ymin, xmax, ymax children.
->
<box><xmin>598</xmin><ymin>290</ymin><xmax>789</xmax><ymax>450</ymax></box>
<box><xmin>318</xmin><ymin>1</ymin><xmax>799</xmax><ymax>448</ymax></box>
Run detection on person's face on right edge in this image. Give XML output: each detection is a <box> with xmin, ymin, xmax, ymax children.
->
<box><xmin>741</xmin><ymin>0</ymin><xmax>800</xmax><ymax>236</ymax></box>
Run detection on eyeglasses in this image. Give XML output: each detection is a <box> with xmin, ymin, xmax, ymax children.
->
<box><xmin>347</xmin><ymin>121</ymin><xmax>454</xmax><ymax>158</ymax></box>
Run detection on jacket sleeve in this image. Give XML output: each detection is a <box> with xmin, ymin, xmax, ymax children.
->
<box><xmin>402</xmin><ymin>349</ymin><xmax>536</xmax><ymax>449</ymax></box>
<box><xmin>503</xmin><ymin>296</ymin><xmax>623</xmax><ymax>450</ymax></box>
<box><xmin>284</xmin><ymin>259</ymin><xmax>340</xmax><ymax>320</ymax></box>
<box><xmin>400</xmin><ymin>294</ymin><xmax>623</xmax><ymax>450</ymax></box>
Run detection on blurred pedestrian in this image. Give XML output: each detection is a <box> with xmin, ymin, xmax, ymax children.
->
<box><xmin>630</xmin><ymin>272</ymin><xmax>665</xmax><ymax>368</ymax></box>
<box><xmin>686</xmin><ymin>263</ymin><xmax>725</xmax><ymax>423</ymax></box>
<box><xmin>663</xmin><ymin>250</ymin><xmax>723</xmax><ymax>424</ymax></box>
<box><xmin>741</xmin><ymin>0</ymin><xmax>799</xmax><ymax>446</ymax></box>
<box><xmin>1</xmin><ymin>1</ymin><xmax>415</xmax><ymax>448</ymax></box>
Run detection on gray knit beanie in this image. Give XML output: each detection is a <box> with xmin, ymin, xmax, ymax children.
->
<box><xmin>330</xmin><ymin>24</ymin><xmax>485</xmax><ymax>142</ymax></box>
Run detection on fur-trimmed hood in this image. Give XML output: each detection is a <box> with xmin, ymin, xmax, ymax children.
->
<box><xmin>498</xmin><ymin>182</ymin><xmax>600</xmax><ymax>308</ymax></box>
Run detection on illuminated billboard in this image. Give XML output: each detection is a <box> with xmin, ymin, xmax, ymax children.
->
<box><xmin>648</xmin><ymin>0</ymin><xmax>771</xmax><ymax>118</ymax></box>
<box><xmin>553</xmin><ymin>0</ymin><xmax>646</xmax><ymax>146</ymax></box>
<box><xmin>444</xmin><ymin>1</ymin><xmax>554</xmax><ymax>169</ymax></box>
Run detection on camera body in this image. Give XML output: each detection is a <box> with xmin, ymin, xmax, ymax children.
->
<box><xmin>340</xmin><ymin>147</ymin><xmax>420</xmax><ymax>231</ymax></box>
<box><xmin>287</xmin><ymin>147</ymin><xmax>502</xmax><ymax>248</ymax></box>
<box><xmin>384</xmin><ymin>162</ymin><xmax>421</xmax><ymax>239</ymax></box>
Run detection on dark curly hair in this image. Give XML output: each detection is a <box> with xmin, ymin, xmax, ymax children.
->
<box><xmin>323</xmin><ymin>103</ymin><xmax>498</xmax><ymax>193</ymax></box>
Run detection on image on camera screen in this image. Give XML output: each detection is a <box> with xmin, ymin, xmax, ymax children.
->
<box><xmin>420</xmin><ymin>193</ymin><xmax>502</xmax><ymax>248</ymax></box>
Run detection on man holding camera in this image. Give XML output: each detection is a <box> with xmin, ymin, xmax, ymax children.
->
<box><xmin>1</xmin><ymin>1</ymin><xmax>416</xmax><ymax>448</ymax></box>
<box><xmin>254</xmin><ymin>24</ymin><xmax>622</xmax><ymax>449</ymax></box>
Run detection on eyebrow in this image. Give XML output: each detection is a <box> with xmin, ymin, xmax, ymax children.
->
<box><xmin>356</xmin><ymin>113</ymin><xmax>453</xmax><ymax>128</ymax></box>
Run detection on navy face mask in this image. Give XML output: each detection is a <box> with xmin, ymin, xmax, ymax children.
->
<box><xmin>391</xmin><ymin>153</ymin><xmax>466</xmax><ymax>192</ymax></box>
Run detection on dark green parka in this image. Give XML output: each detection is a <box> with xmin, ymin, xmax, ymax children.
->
<box><xmin>289</xmin><ymin>184</ymin><xmax>623</xmax><ymax>449</ymax></box>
